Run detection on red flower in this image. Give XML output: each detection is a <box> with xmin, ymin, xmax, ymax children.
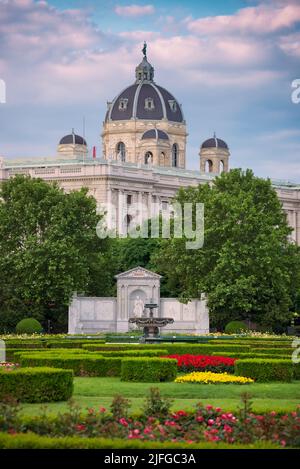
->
<box><xmin>119</xmin><ymin>418</ymin><xmax>128</xmax><ymax>427</ymax></box>
<box><xmin>99</xmin><ymin>407</ymin><xmax>106</xmax><ymax>413</ymax></box>
<box><xmin>75</xmin><ymin>424</ymin><xmax>86</xmax><ymax>432</ymax></box>
<box><xmin>207</xmin><ymin>419</ymin><xmax>215</xmax><ymax>426</ymax></box>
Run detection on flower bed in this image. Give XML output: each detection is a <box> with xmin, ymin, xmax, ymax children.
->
<box><xmin>0</xmin><ymin>395</ymin><xmax>299</xmax><ymax>447</ymax></box>
<box><xmin>175</xmin><ymin>371</ymin><xmax>254</xmax><ymax>384</ymax></box>
<box><xmin>163</xmin><ymin>354</ymin><xmax>236</xmax><ymax>373</ymax></box>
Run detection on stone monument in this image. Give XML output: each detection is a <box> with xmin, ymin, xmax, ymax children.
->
<box><xmin>68</xmin><ymin>266</ymin><xmax>209</xmax><ymax>334</ymax></box>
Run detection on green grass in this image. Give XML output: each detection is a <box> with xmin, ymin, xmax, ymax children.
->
<box><xmin>19</xmin><ymin>377</ymin><xmax>300</xmax><ymax>416</ymax></box>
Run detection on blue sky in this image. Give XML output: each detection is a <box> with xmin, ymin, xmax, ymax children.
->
<box><xmin>0</xmin><ymin>0</ymin><xmax>299</xmax><ymax>180</ymax></box>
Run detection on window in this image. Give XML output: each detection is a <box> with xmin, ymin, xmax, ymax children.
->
<box><xmin>168</xmin><ymin>100</ymin><xmax>177</xmax><ymax>112</ymax></box>
<box><xmin>220</xmin><ymin>160</ymin><xmax>224</xmax><ymax>172</ymax></box>
<box><xmin>172</xmin><ymin>144</ymin><xmax>178</xmax><ymax>167</ymax></box>
<box><xmin>160</xmin><ymin>152</ymin><xmax>165</xmax><ymax>166</ymax></box>
<box><xmin>118</xmin><ymin>98</ymin><xmax>128</xmax><ymax>110</ymax></box>
<box><xmin>205</xmin><ymin>159</ymin><xmax>213</xmax><ymax>173</ymax></box>
<box><xmin>145</xmin><ymin>97</ymin><xmax>155</xmax><ymax>110</ymax></box>
<box><xmin>116</xmin><ymin>142</ymin><xmax>126</xmax><ymax>162</ymax></box>
<box><xmin>145</xmin><ymin>151</ymin><xmax>153</xmax><ymax>165</ymax></box>
<box><xmin>127</xmin><ymin>194</ymin><xmax>132</xmax><ymax>205</ymax></box>
<box><xmin>125</xmin><ymin>214</ymin><xmax>132</xmax><ymax>230</ymax></box>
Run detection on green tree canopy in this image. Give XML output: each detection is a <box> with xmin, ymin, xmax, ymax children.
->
<box><xmin>0</xmin><ymin>175</ymin><xmax>106</xmax><ymax>332</ymax></box>
<box><xmin>154</xmin><ymin>169</ymin><xmax>300</xmax><ymax>330</ymax></box>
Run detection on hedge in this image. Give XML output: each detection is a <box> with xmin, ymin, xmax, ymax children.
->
<box><xmin>82</xmin><ymin>344</ymin><xmax>160</xmax><ymax>352</ymax></box>
<box><xmin>162</xmin><ymin>344</ymin><xmax>251</xmax><ymax>355</ymax></box>
<box><xmin>4</xmin><ymin>348</ymin><xmax>45</xmax><ymax>362</ymax></box>
<box><xmin>234</xmin><ymin>359</ymin><xmax>293</xmax><ymax>382</ymax></box>
<box><xmin>99</xmin><ymin>349</ymin><xmax>168</xmax><ymax>357</ymax></box>
<box><xmin>251</xmin><ymin>348</ymin><xmax>292</xmax><ymax>355</ymax></box>
<box><xmin>213</xmin><ymin>340</ymin><xmax>292</xmax><ymax>348</ymax></box>
<box><xmin>0</xmin><ymin>433</ymin><xmax>280</xmax><ymax>449</ymax></box>
<box><xmin>18</xmin><ymin>354</ymin><xmax>122</xmax><ymax>377</ymax></box>
<box><xmin>213</xmin><ymin>351</ymin><xmax>291</xmax><ymax>360</ymax></box>
<box><xmin>0</xmin><ymin>367</ymin><xmax>73</xmax><ymax>402</ymax></box>
<box><xmin>2</xmin><ymin>340</ymin><xmax>46</xmax><ymax>349</ymax></box>
<box><xmin>121</xmin><ymin>357</ymin><xmax>177</xmax><ymax>382</ymax></box>
<box><xmin>46</xmin><ymin>340</ymin><xmax>105</xmax><ymax>348</ymax></box>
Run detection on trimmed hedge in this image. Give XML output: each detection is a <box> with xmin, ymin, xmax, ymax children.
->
<box><xmin>162</xmin><ymin>344</ymin><xmax>251</xmax><ymax>355</ymax></box>
<box><xmin>18</xmin><ymin>354</ymin><xmax>122</xmax><ymax>377</ymax></box>
<box><xmin>16</xmin><ymin>318</ymin><xmax>43</xmax><ymax>334</ymax></box>
<box><xmin>0</xmin><ymin>433</ymin><xmax>280</xmax><ymax>449</ymax></box>
<box><xmin>252</xmin><ymin>348</ymin><xmax>292</xmax><ymax>355</ymax></box>
<box><xmin>0</xmin><ymin>432</ymin><xmax>280</xmax><ymax>449</ymax></box>
<box><xmin>234</xmin><ymin>359</ymin><xmax>293</xmax><ymax>382</ymax></box>
<box><xmin>213</xmin><ymin>351</ymin><xmax>291</xmax><ymax>360</ymax></box>
<box><xmin>121</xmin><ymin>357</ymin><xmax>177</xmax><ymax>382</ymax></box>
<box><xmin>82</xmin><ymin>344</ymin><xmax>160</xmax><ymax>352</ymax></box>
<box><xmin>4</xmin><ymin>348</ymin><xmax>45</xmax><ymax>362</ymax></box>
<box><xmin>46</xmin><ymin>340</ymin><xmax>105</xmax><ymax>349</ymax></box>
<box><xmin>225</xmin><ymin>321</ymin><xmax>249</xmax><ymax>334</ymax></box>
<box><xmin>3</xmin><ymin>340</ymin><xmax>46</xmax><ymax>349</ymax></box>
<box><xmin>99</xmin><ymin>349</ymin><xmax>168</xmax><ymax>357</ymax></box>
<box><xmin>0</xmin><ymin>367</ymin><xmax>73</xmax><ymax>402</ymax></box>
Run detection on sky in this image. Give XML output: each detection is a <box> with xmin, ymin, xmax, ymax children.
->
<box><xmin>0</xmin><ymin>0</ymin><xmax>299</xmax><ymax>181</ymax></box>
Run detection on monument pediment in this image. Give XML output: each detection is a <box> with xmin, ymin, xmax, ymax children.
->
<box><xmin>115</xmin><ymin>266</ymin><xmax>162</xmax><ymax>280</ymax></box>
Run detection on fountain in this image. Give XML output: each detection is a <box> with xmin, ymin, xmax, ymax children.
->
<box><xmin>129</xmin><ymin>299</ymin><xmax>174</xmax><ymax>342</ymax></box>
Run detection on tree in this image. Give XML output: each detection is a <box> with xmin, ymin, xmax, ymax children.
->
<box><xmin>154</xmin><ymin>169</ymin><xmax>300</xmax><ymax>330</ymax></box>
<box><xmin>0</xmin><ymin>175</ymin><xmax>106</xmax><ymax>332</ymax></box>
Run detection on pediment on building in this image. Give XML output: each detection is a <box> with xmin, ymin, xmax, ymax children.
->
<box><xmin>115</xmin><ymin>266</ymin><xmax>162</xmax><ymax>280</ymax></box>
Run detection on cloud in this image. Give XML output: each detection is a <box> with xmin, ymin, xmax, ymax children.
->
<box><xmin>114</xmin><ymin>4</ymin><xmax>155</xmax><ymax>17</ymax></box>
<box><xmin>187</xmin><ymin>3</ymin><xmax>300</xmax><ymax>36</ymax></box>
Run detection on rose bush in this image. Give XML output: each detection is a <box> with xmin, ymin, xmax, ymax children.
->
<box><xmin>0</xmin><ymin>392</ymin><xmax>299</xmax><ymax>447</ymax></box>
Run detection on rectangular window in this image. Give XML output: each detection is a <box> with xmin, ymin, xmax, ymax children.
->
<box><xmin>127</xmin><ymin>194</ymin><xmax>132</xmax><ymax>205</ymax></box>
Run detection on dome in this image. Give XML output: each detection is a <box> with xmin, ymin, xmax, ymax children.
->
<box><xmin>201</xmin><ymin>135</ymin><xmax>228</xmax><ymax>150</ymax></box>
<box><xmin>59</xmin><ymin>133</ymin><xmax>87</xmax><ymax>146</ymax></box>
<box><xmin>141</xmin><ymin>129</ymin><xmax>169</xmax><ymax>140</ymax></box>
<box><xmin>105</xmin><ymin>44</ymin><xmax>184</xmax><ymax>124</ymax></box>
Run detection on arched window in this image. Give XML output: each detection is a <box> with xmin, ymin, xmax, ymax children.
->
<box><xmin>145</xmin><ymin>151</ymin><xmax>153</xmax><ymax>165</ymax></box>
<box><xmin>160</xmin><ymin>152</ymin><xmax>165</xmax><ymax>166</ymax></box>
<box><xmin>220</xmin><ymin>160</ymin><xmax>224</xmax><ymax>173</ymax></box>
<box><xmin>205</xmin><ymin>159</ymin><xmax>213</xmax><ymax>173</ymax></box>
<box><xmin>172</xmin><ymin>144</ymin><xmax>178</xmax><ymax>167</ymax></box>
<box><xmin>116</xmin><ymin>142</ymin><xmax>126</xmax><ymax>162</ymax></box>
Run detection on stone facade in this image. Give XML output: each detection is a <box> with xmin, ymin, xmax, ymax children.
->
<box><xmin>68</xmin><ymin>267</ymin><xmax>209</xmax><ymax>334</ymax></box>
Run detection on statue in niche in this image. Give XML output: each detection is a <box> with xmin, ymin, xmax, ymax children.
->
<box><xmin>132</xmin><ymin>295</ymin><xmax>144</xmax><ymax>317</ymax></box>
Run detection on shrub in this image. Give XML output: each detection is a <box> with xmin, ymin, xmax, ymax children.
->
<box><xmin>251</xmin><ymin>348</ymin><xmax>292</xmax><ymax>355</ymax></box>
<box><xmin>0</xmin><ymin>367</ymin><xmax>73</xmax><ymax>402</ymax></box>
<box><xmin>163</xmin><ymin>344</ymin><xmax>250</xmax><ymax>355</ymax></box>
<box><xmin>213</xmin><ymin>352</ymin><xmax>291</xmax><ymax>360</ymax></box>
<box><xmin>143</xmin><ymin>387</ymin><xmax>173</xmax><ymax>418</ymax></box>
<box><xmin>121</xmin><ymin>357</ymin><xmax>177</xmax><ymax>382</ymax></box>
<box><xmin>234</xmin><ymin>359</ymin><xmax>293</xmax><ymax>382</ymax></box>
<box><xmin>225</xmin><ymin>321</ymin><xmax>249</xmax><ymax>334</ymax></box>
<box><xmin>18</xmin><ymin>354</ymin><xmax>122</xmax><ymax>377</ymax></box>
<box><xmin>15</xmin><ymin>319</ymin><xmax>43</xmax><ymax>335</ymax></box>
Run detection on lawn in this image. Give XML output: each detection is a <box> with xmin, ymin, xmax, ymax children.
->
<box><xmin>19</xmin><ymin>377</ymin><xmax>300</xmax><ymax>416</ymax></box>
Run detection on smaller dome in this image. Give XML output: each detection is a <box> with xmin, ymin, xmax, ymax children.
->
<box><xmin>201</xmin><ymin>135</ymin><xmax>228</xmax><ymax>150</ymax></box>
<box><xmin>59</xmin><ymin>133</ymin><xmax>87</xmax><ymax>146</ymax></box>
<box><xmin>142</xmin><ymin>129</ymin><xmax>169</xmax><ymax>140</ymax></box>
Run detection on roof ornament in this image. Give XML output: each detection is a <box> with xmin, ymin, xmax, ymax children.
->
<box><xmin>142</xmin><ymin>41</ymin><xmax>147</xmax><ymax>58</ymax></box>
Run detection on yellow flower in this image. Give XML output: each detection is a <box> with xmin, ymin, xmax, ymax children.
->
<box><xmin>175</xmin><ymin>371</ymin><xmax>254</xmax><ymax>384</ymax></box>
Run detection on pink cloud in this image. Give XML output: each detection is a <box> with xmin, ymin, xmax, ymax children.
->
<box><xmin>187</xmin><ymin>4</ymin><xmax>300</xmax><ymax>36</ymax></box>
<box><xmin>114</xmin><ymin>4</ymin><xmax>155</xmax><ymax>17</ymax></box>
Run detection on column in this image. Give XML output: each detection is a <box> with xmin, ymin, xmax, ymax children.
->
<box><xmin>138</xmin><ymin>191</ymin><xmax>143</xmax><ymax>227</ymax></box>
<box><xmin>118</xmin><ymin>189</ymin><xmax>124</xmax><ymax>235</ymax></box>
<box><xmin>148</xmin><ymin>192</ymin><xmax>152</xmax><ymax>219</ymax></box>
<box><xmin>107</xmin><ymin>185</ymin><xmax>112</xmax><ymax>230</ymax></box>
